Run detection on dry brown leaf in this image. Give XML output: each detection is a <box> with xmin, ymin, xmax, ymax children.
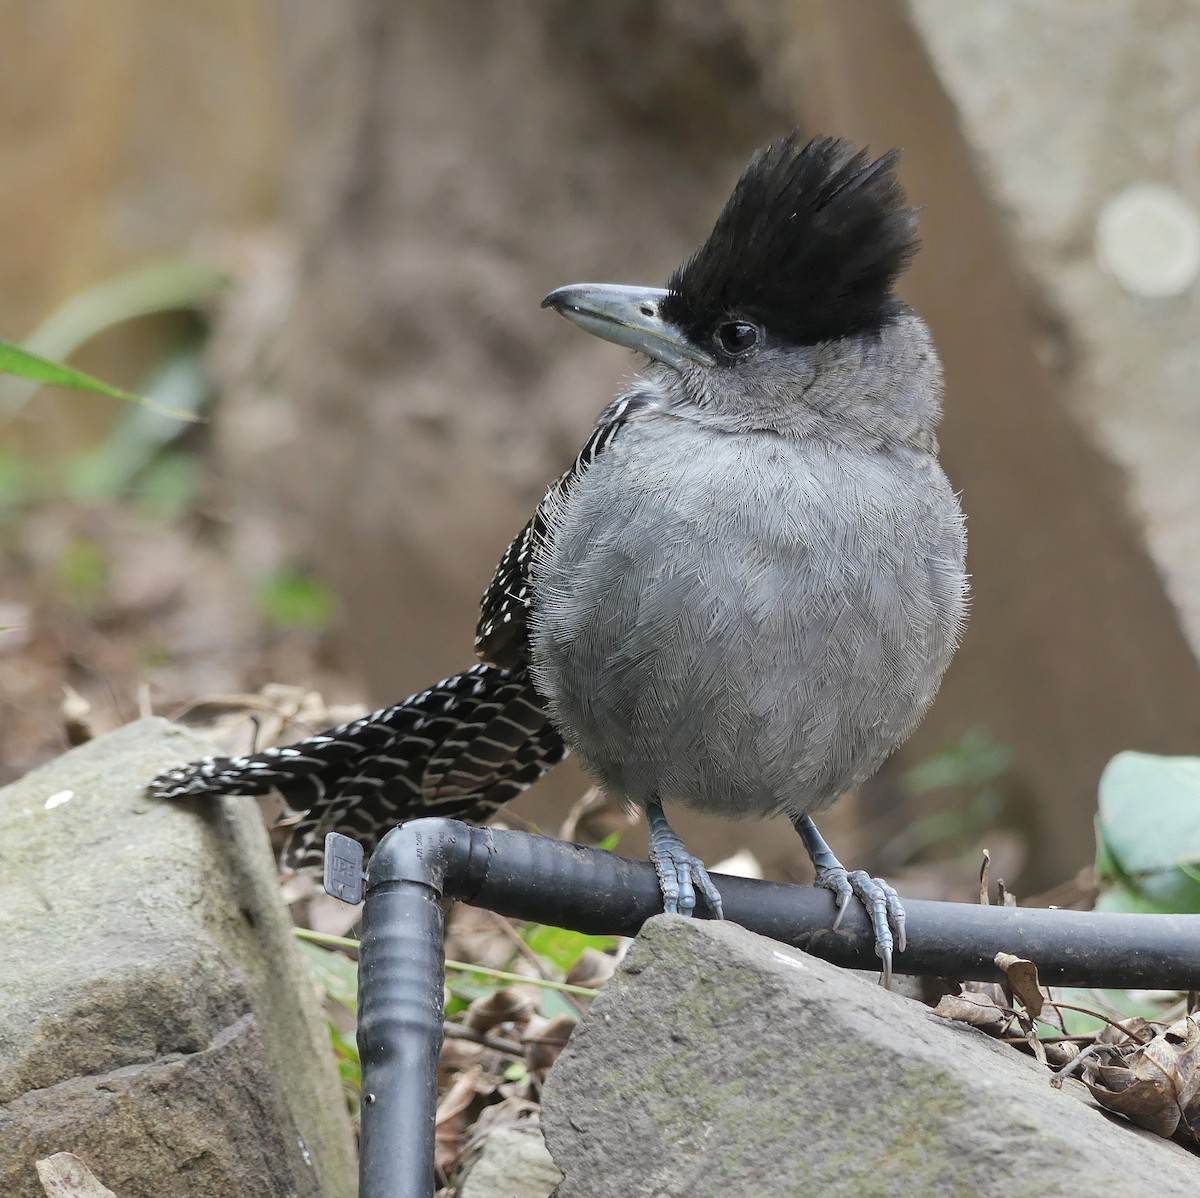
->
<box><xmin>0</xmin><ymin>602</ymin><xmax>31</xmax><ymax>655</ymax></box>
<box><xmin>60</xmin><ymin>686</ymin><xmax>95</xmax><ymax>746</ymax></box>
<box><xmin>931</xmin><ymin>991</ymin><xmax>1011</xmax><ymax>1037</ymax></box>
<box><xmin>994</xmin><ymin>952</ymin><xmax>1044</xmax><ymax>1018</ymax></box>
<box><xmin>1085</xmin><ymin>1014</ymin><xmax>1200</xmax><ymax>1139</ymax></box>
<box><xmin>469</xmin><ymin>1094</ymin><xmax>541</xmax><ymax>1140</ymax></box>
<box><xmin>565</xmin><ymin>947</ymin><xmax>616</xmax><ymax>990</ymax></box>
<box><xmin>35</xmin><ymin>1153</ymin><xmax>116</xmax><ymax>1198</ymax></box>
<box><xmin>1017</xmin><ymin>1024</ymin><xmax>1048</xmax><ymax>1068</ymax></box>
<box><xmin>439</xmin><ymin>1036</ymin><xmax>485</xmax><ymax>1074</ymax></box>
<box><xmin>1097</xmin><ymin>1016</ymin><xmax>1155</xmax><ymax>1047</ymax></box>
<box><xmin>963</xmin><ymin>979</ymin><xmax>1009</xmax><ymax>1005</ymax></box>
<box><xmin>522</xmin><ymin>1013</ymin><xmax>577</xmax><ymax>1073</ymax></box>
<box><xmin>1178</xmin><ymin>1015</ymin><xmax>1200</xmax><ymax>1147</ymax></box>
<box><xmin>436</xmin><ymin>1064</ymin><xmax>487</xmax><ymax>1128</ymax></box>
<box><xmin>169</xmin><ymin>685</ymin><xmax>364</xmax><ymax>757</ymax></box>
<box><xmin>446</xmin><ymin>906</ymin><xmax>529</xmax><ymax>972</ymax></box>
<box><xmin>464</xmin><ymin>988</ymin><xmax>534</xmax><ymax>1035</ymax></box>
<box><xmin>435</xmin><ymin>1064</ymin><xmax>489</xmax><ymax>1171</ymax></box>
<box><xmin>1043</xmin><ymin>1041</ymin><xmax>1081</xmax><ymax>1070</ymax></box>
<box><xmin>455</xmin><ymin>1097</ymin><xmax>545</xmax><ymax>1182</ymax></box>
<box><xmin>558</xmin><ymin>784</ymin><xmax>636</xmax><ymax>845</ymax></box>
<box><xmin>1162</xmin><ymin>1015</ymin><xmax>1200</xmax><ymax>1102</ymax></box>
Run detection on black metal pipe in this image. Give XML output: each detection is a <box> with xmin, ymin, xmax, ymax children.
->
<box><xmin>355</xmin><ymin>822</ymin><xmax>478</xmax><ymax>1198</ymax></box>
<box><xmin>351</xmin><ymin>817</ymin><xmax>1200</xmax><ymax>1198</ymax></box>
<box><xmin>466</xmin><ymin>824</ymin><xmax>1200</xmax><ymax>987</ymax></box>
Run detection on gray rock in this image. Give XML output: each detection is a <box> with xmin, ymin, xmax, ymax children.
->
<box><xmin>908</xmin><ymin>0</ymin><xmax>1200</xmax><ymax>665</ymax></box>
<box><xmin>543</xmin><ymin>915</ymin><xmax>1198</xmax><ymax>1197</ymax></box>
<box><xmin>0</xmin><ymin>719</ymin><xmax>357</xmax><ymax>1198</ymax></box>
<box><xmin>458</xmin><ymin>1124</ymin><xmax>562</xmax><ymax>1198</ymax></box>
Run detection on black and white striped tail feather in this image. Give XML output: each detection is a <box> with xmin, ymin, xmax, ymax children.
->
<box><xmin>150</xmin><ymin>664</ymin><xmax>567</xmax><ymax>870</ymax></box>
<box><xmin>282</xmin><ymin>668</ymin><xmax>568</xmax><ymax>868</ymax></box>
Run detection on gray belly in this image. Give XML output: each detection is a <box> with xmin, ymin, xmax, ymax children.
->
<box><xmin>528</xmin><ymin>420</ymin><xmax>966</xmax><ymax>820</ymax></box>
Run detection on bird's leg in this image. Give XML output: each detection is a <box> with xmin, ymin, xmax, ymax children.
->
<box><xmin>792</xmin><ymin>814</ymin><xmax>905</xmax><ymax>987</ymax></box>
<box><xmin>647</xmin><ymin>798</ymin><xmax>724</xmax><ymax>919</ymax></box>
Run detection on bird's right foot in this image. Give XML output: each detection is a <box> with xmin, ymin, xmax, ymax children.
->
<box><xmin>647</xmin><ymin>799</ymin><xmax>724</xmax><ymax>918</ymax></box>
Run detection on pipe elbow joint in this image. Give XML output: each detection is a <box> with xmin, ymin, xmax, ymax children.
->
<box><xmin>368</xmin><ymin>817</ymin><xmax>487</xmax><ymax>898</ymax></box>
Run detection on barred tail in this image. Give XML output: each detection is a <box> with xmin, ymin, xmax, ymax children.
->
<box><xmin>149</xmin><ymin>664</ymin><xmax>567</xmax><ymax>869</ymax></box>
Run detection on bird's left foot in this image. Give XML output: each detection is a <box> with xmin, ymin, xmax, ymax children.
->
<box><xmin>647</xmin><ymin>799</ymin><xmax>724</xmax><ymax>918</ymax></box>
<box><xmin>815</xmin><ymin>864</ymin><xmax>906</xmax><ymax>988</ymax></box>
<box><xmin>793</xmin><ymin>815</ymin><xmax>906</xmax><ymax>987</ymax></box>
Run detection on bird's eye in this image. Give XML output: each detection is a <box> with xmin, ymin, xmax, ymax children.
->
<box><xmin>715</xmin><ymin>321</ymin><xmax>760</xmax><ymax>356</ymax></box>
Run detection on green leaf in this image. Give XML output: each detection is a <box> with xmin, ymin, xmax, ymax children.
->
<box><xmin>1097</xmin><ymin>752</ymin><xmax>1200</xmax><ymax>876</ymax></box>
<box><xmin>0</xmin><ymin>449</ymin><xmax>42</xmax><ymax>512</ymax></box>
<box><xmin>1</xmin><ymin>256</ymin><xmax>225</xmax><ymax>424</ymax></box>
<box><xmin>56</xmin><ymin>537</ymin><xmax>111</xmax><ymax>612</ymax></box>
<box><xmin>523</xmin><ymin>923</ymin><xmax>620</xmax><ymax>973</ymax></box>
<box><xmin>65</xmin><ymin>344</ymin><xmax>213</xmax><ymax>506</ymax></box>
<box><xmin>328</xmin><ymin>1022</ymin><xmax>362</xmax><ymax>1102</ymax></box>
<box><xmin>0</xmin><ymin>337</ymin><xmax>145</xmax><ymax>403</ymax></box>
<box><xmin>445</xmin><ymin>974</ymin><xmax>496</xmax><ymax>1007</ymax></box>
<box><xmin>259</xmin><ymin>567</ymin><xmax>338</xmax><ymax>631</ymax></box>
<box><xmin>1093</xmin><ymin>814</ymin><xmax>1123</xmax><ymax>886</ymax></box>
<box><xmin>131</xmin><ymin>451</ymin><xmax>205</xmax><ymax>522</ymax></box>
<box><xmin>296</xmin><ymin>939</ymin><xmax>359</xmax><ymax>1013</ymax></box>
<box><xmin>901</xmin><ymin>728</ymin><xmax>1013</xmax><ymax>795</ymax></box>
<box><xmin>0</xmin><ymin>336</ymin><xmax>200</xmax><ymax>423</ymax></box>
<box><xmin>328</xmin><ymin>1021</ymin><xmax>361</xmax><ymax>1068</ymax></box>
<box><xmin>540</xmin><ymin>988</ymin><xmax>581</xmax><ymax>1020</ymax></box>
<box><xmin>23</xmin><ymin>258</ymin><xmax>225</xmax><ymax>360</ymax></box>
<box><xmin>1049</xmin><ymin>987</ymin><xmax>1173</xmax><ymax>1038</ymax></box>
<box><xmin>444</xmin><ymin>993</ymin><xmax>471</xmax><ymax>1019</ymax></box>
<box><xmin>1126</xmin><ymin>868</ymin><xmax>1200</xmax><ymax>914</ymax></box>
<box><xmin>1093</xmin><ymin>884</ymin><xmax>1174</xmax><ymax>915</ymax></box>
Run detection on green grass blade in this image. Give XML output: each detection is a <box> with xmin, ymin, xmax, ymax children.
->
<box><xmin>0</xmin><ymin>337</ymin><xmax>199</xmax><ymax>422</ymax></box>
<box><xmin>293</xmin><ymin>926</ymin><xmax>598</xmax><ymax>997</ymax></box>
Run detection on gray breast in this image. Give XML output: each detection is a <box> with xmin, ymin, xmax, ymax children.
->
<box><xmin>528</xmin><ymin>413</ymin><xmax>966</xmax><ymax>820</ymax></box>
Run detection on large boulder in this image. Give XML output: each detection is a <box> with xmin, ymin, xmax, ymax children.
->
<box><xmin>543</xmin><ymin>915</ymin><xmax>1198</xmax><ymax>1197</ymax></box>
<box><xmin>0</xmin><ymin>719</ymin><xmax>357</xmax><ymax>1198</ymax></box>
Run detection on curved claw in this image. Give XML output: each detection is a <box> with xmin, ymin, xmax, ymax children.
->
<box><xmin>652</xmin><ymin>846</ymin><xmax>724</xmax><ymax>918</ymax></box>
<box><xmin>815</xmin><ymin>864</ymin><xmax>906</xmax><ymax>987</ymax></box>
<box><xmin>794</xmin><ymin>815</ymin><xmax>905</xmax><ymax>987</ymax></box>
<box><xmin>647</xmin><ymin>800</ymin><xmax>724</xmax><ymax>919</ymax></box>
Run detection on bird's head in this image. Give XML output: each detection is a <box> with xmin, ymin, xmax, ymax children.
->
<box><xmin>543</xmin><ymin>132</ymin><xmax>942</xmax><ymax>447</ymax></box>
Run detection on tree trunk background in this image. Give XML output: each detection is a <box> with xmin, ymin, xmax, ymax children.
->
<box><xmin>263</xmin><ymin>0</ymin><xmax>1200</xmax><ymax>886</ymax></box>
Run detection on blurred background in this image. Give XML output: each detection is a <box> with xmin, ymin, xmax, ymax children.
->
<box><xmin>3</xmin><ymin>0</ymin><xmax>1200</xmax><ymax>902</ymax></box>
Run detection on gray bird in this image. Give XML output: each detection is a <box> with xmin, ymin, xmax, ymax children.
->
<box><xmin>151</xmin><ymin>132</ymin><xmax>968</xmax><ymax>982</ymax></box>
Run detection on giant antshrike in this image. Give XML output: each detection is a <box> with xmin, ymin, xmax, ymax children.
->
<box><xmin>152</xmin><ymin>132</ymin><xmax>969</xmax><ymax>982</ymax></box>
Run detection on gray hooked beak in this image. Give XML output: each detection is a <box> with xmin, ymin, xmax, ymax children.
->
<box><xmin>541</xmin><ymin>283</ymin><xmax>714</xmax><ymax>370</ymax></box>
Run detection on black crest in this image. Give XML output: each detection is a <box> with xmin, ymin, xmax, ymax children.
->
<box><xmin>662</xmin><ymin>133</ymin><xmax>919</xmax><ymax>349</ymax></box>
